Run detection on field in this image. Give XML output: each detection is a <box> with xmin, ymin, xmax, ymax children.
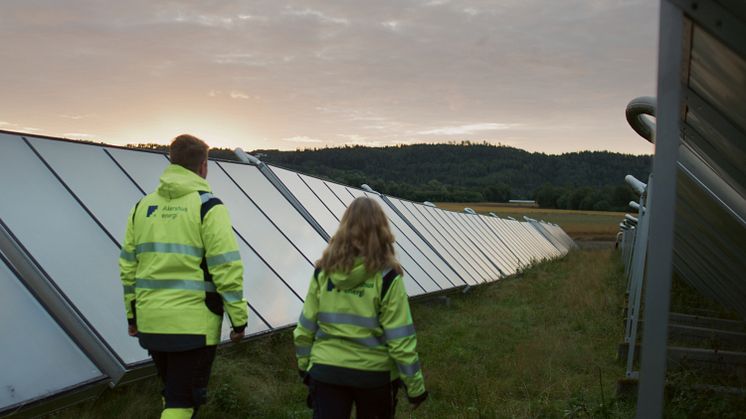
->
<box><xmin>48</xmin><ymin>248</ymin><xmax>636</xmax><ymax>418</ymax></box>
<box><xmin>436</xmin><ymin>202</ymin><xmax>625</xmax><ymax>241</ymax></box>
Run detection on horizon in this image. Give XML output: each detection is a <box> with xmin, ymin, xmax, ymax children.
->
<box><xmin>0</xmin><ymin>127</ymin><xmax>653</xmax><ymax>157</ymax></box>
<box><xmin>0</xmin><ymin>1</ymin><xmax>657</xmax><ymax>155</ymax></box>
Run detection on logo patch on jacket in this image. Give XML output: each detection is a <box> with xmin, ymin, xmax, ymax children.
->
<box><xmin>146</xmin><ymin>205</ymin><xmax>158</xmax><ymax>217</ymax></box>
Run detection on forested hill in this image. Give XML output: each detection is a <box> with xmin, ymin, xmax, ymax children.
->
<box><xmin>130</xmin><ymin>142</ymin><xmax>651</xmax><ymax>211</ymax></box>
<box><xmin>255</xmin><ymin>143</ymin><xmax>651</xmax><ymax>210</ymax></box>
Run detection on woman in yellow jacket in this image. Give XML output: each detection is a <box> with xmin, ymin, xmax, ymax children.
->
<box><xmin>294</xmin><ymin>197</ymin><xmax>427</xmax><ymax>418</ymax></box>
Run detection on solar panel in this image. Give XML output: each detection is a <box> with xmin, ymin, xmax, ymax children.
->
<box><xmin>0</xmin><ymin>134</ymin><xmax>148</xmax><ymax>366</ymax></box>
<box><xmin>390</xmin><ymin>198</ymin><xmax>486</xmax><ymax>285</ymax></box>
<box><xmin>484</xmin><ymin>217</ymin><xmax>535</xmax><ymax>267</ymax></box>
<box><xmin>453</xmin><ymin>212</ymin><xmax>516</xmax><ymax>276</ymax></box>
<box><xmin>622</xmin><ymin>4</ymin><xmax>746</xmax><ymax>414</ymax></box>
<box><xmin>270</xmin><ymin>166</ymin><xmax>341</xmax><ymax>235</ymax></box>
<box><xmin>503</xmin><ymin>219</ymin><xmax>550</xmax><ymax>263</ymax></box>
<box><xmin>0</xmin><ymin>251</ymin><xmax>106</xmax><ymax>415</ymax></box>
<box><xmin>460</xmin><ymin>214</ymin><xmax>520</xmax><ymax>275</ymax></box>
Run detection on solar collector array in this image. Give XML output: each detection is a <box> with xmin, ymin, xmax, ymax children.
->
<box><xmin>0</xmin><ymin>131</ymin><xmax>573</xmax><ymax>416</ymax></box>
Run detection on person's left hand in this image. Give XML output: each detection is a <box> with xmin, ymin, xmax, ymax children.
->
<box><xmin>128</xmin><ymin>325</ymin><xmax>138</xmax><ymax>336</ymax></box>
<box><xmin>230</xmin><ymin>330</ymin><xmax>245</xmax><ymax>343</ymax></box>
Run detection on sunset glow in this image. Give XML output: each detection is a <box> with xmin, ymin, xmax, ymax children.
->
<box><xmin>0</xmin><ymin>1</ymin><xmax>658</xmax><ymax>154</ymax></box>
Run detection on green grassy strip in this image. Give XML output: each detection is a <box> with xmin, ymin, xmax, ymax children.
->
<box><xmin>50</xmin><ymin>249</ymin><xmax>634</xmax><ymax>418</ymax></box>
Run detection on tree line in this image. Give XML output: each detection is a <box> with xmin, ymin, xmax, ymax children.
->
<box><xmin>127</xmin><ymin>141</ymin><xmax>651</xmax><ymax>212</ymax></box>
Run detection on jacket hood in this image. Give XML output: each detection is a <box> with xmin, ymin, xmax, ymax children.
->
<box><xmin>156</xmin><ymin>164</ymin><xmax>211</xmax><ymax>199</ymax></box>
<box><xmin>328</xmin><ymin>257</ymin><xmax>371</xmax><ymax>290</ymax></box>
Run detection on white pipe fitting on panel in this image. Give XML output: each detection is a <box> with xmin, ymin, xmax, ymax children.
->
<box><xmin>234</xmin><ymin>148</ymin><xmax>262</xmax><ymax>165</ymax></box>
<box><xmin>625</xmin><ymin>175</ymin><xmax>647</xmax><ymax>195</ymax></box>
<box><xmin>626</xmin><ymin>96</ymin><xmax>656</xmax><ymax>144</ymax></box>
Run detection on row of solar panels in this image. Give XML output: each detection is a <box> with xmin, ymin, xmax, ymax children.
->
<box><xmin>617</xmin><ymin>2</ymin><xmax>745</xmax><ymax>415</ymax></box>
<box><xmin>0</xmin><ymin>130</ymin><xmax>574</xmax><ymax>416</ymax></box>
<box><xmin>619</xmin><ymin>21</ymin><xmax>746</xmax><ymax>324</ymax></box>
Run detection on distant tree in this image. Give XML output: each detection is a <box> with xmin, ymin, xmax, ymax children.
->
<box><xmin>534</xmin><ymin>184</ymin><xmax>561</xmax><ymax>208</ymax></box>
<box><xmin>484</xmin><ymin>183</ymin><xmax>511</xmax><ymax>202</ymax></box>
<box><xmin>210</xmin><ymin>142</ymin><xmax>651</xmax><ymax>210</ymax></box>
<box><xmin>569</xmin><ymin>188</ymin><xmax>592</xmax><ymax>210</ymax></box>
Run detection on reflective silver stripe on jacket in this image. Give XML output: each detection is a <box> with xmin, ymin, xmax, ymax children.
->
<box><xmin>315</xmin><ymin>330</ymin><xmax>386</xmax><ymax>348</ymax></box>
<box><xmin>135</xmin><ymin>242</ymin><xmax>204</xmax><ymax>258</ymax></box>
<box><xmin>206</xmin><ymin>251</ymin><xmax>241</xmax><ymax>267</ymax></box>
<box><xmin>397</xmin><ymin>360</ymin><xmax>421</xmax><ymax>376</ymax></box>
<box><xmin>298</xmin><ymin>314</ymin><xmax>318</xmax><ymax>332</ymax></box>
<box><xmin>318</xmin><ymin>312</ymin><xmax>380</xmax><ymax>328</ymax></box>
<box><xmin>135</xmin><ymin>278</ymin><xmax>216</xmax><ymax>292</ymax></box>
<box><xmin>123</xmin><ymin>285</ymin><xmax>135</xmax><ymax>294</ymax></box>
<box><xmin>383</xmin><ymin>324</ymin><xmax>416</xmax><ymax>340</ymax></box>
<box><xmin>120</xmin><ymin>249</ymin><xmax>136</xmax><ymax>261</ymax></box>
<box><xmin>220</xmin><ymin>290</ymin><xmax>243</xmax><ymax>303</ymax></box>
<box><xmin>200</xmin><ymin>192</ymin><xmax>215</xmax><ymax>203</ymax></box>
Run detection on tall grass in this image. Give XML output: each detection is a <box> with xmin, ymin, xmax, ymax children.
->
<box><xmin>48</xmin><ymin>249</ymin><xmax>633</xmax><ymax>418</ymax></box>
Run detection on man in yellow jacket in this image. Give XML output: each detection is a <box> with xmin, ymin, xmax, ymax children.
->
<box><xmin>120</xmin><ymin>134</ymin><xmax>248</xmax><ymax>419</ymax></box>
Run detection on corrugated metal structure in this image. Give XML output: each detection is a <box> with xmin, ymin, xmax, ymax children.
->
<box><xmin>0</xmin><ymin>130</ymin><xmax>575</xmax><ymax>416</ymax></box>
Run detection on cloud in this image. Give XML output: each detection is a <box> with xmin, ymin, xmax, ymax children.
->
<box><xmin>382</xmin><ymin>21</ymin><xmax>402</xmax><ymax>31</ymax></box>
<box><xmin>417</xmin><ymin>123</ymin><xmax>519</xmax><ymax>135</ymax></box>
<box><xmin>0</xmin><ymin>0</ymin><xmax>658</xmax><ymax>154</ymax></box>
<box><xmin>0</xmin><ymin>121</ymin><xmax>13</xmax><ymax>126</ymax></box>
<box><xmin>229</xmin><ymin>91</ymin><xmax>250</xmax><ymax>100</ymax></box>
<box><xmin>281</xmin><ymin>135</ymin><xmax>324</xmax><ymax>143</ymax></box>
<box><xmin>59</xmin><ymin>114</ymin><xmax>94</xmax><ymax>120</ymax></box>
<box><xmin>284</xmin><ymin>7</ymin><xmax>349</xmax><ymax>26</ymax></box>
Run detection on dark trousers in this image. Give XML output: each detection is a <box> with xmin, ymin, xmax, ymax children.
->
<box><xmin>151</xmin><ymin>346</ymin><xmax>217</xmax><ymax>411</ymax></box>
<box><xmin>311</xmin><ymin>379</ymin><xmax>399</xmax><ymax>419</ymax></box>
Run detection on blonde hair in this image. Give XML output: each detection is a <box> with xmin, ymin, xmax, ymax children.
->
<box><xmin>316</xmin><ymin>197</ymin><xmax>401</xmax><ymax>274</ymax></box>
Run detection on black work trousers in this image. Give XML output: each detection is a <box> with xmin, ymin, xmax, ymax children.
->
<box><xmin>151</xmin><ymin>346</ymin><xmax>217</xmax><ymax>411</ymax></box>
<box><xmin>311</xmin><ymin>379</ymin><xmax>399</xmax><ymax>419</ymax></box>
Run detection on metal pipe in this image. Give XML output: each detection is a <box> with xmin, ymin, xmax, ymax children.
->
<box><xmin>233</xmin><ymin>148</ymin><xmax>262</xmax><ymax>165</ymax></box>
<box><xmin>626</xmin><ymin>96</ymin><xmax>657</xmax><ymax>144</ymax></box>
<box><xmin>625</xmin><ymin>175</ymin><xmax>647</xmax><ymax>195</ymax></box>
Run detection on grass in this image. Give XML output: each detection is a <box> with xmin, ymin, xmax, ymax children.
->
<box><xmin>47</xmin><ymin>248</ymin><xmax>635</xmax><ymax>418</ymax></box>
<box><xmin>435</xmin><ymin>202</ymin><xmax>625</xmax><ymax>241</ymax></box>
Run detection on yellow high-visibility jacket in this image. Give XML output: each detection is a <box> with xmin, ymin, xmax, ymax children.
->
<box><xmin>119</xmin><ymin>164</ymin><xmax>248</xmax><ymax>351</ymax></box>
<box><xmin>293</xmin><ymin>258</ymin><xmax>426</xmax><ymax>398</ymax></box>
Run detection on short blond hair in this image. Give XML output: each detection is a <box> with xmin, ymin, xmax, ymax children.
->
<box><xmin>170</xmin><ymin>134</ymin><xmax>208</xmax><ymax>173</ymax></box>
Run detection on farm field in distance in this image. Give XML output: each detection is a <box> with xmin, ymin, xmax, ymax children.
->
<box><xmin>436</xmin><ymin>202</ymin><xmax>624</xmax><ymax>241</ymax></box>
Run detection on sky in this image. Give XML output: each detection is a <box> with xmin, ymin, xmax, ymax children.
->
<box><xmin>0</xmin><ymin>0</ymin><xmax>658</xmax><ymax>155</ymax></box>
